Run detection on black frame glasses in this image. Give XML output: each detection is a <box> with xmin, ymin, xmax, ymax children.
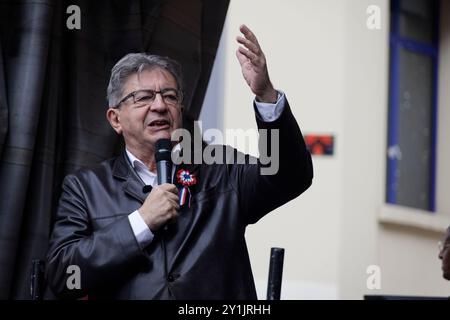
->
<box><xmin>115</xmin><ymin>88</ymin><xmax>183</xmax><ymax>108</ymax></box>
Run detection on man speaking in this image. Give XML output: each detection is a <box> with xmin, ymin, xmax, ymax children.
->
<box><xmin>46</xmin><ymin>25</ymin><xmax>313</xmax><ymax>299</ymax></box>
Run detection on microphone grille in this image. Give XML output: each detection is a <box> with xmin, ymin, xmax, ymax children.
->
<box><xmin>155</xmin><ymin>139</ymin><xmax>172</xmax><ymax>162</ymax></box>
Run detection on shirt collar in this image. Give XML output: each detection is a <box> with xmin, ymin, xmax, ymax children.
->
<box><xmin>125</xmin><ymin>149</ymin><xmax>149</xmax><ymax>170</ymax></box>
<box><xmin>125</xmin><ymin>143</ymin><xmax>181</xmax><ymax>171</ymax></box>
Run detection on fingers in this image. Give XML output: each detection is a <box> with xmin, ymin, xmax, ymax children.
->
<box><xmin>157</xmin><ymin>196</ymin><xmax>179</xmax><ymax>227</ymax></box>
<box><xmin>168</xmin><ymin>192</ymin><xmax>179</xmax><ymax>202</ymax></box>
<box><xmin>236</xmin><ymin>49</ymin><xmax>248</xmax><ymax>67</ymax></box>
<box><xmin>236</xmin><ymin>24</ymin><xmax>265</xmax><ymax>68</ymax></box>
<box><xmin>237</xmin><ymin>35</ymin><xmax>259</xmax><ymax>55</ymax></box>
<box><xmin>237</xmin><ymin>46</ymin><xmax>259</xmax><ymax>66</ymax></box>
<box><xmin>239</xmin><ymin>24</ymin><xmax>259</xmax><ymax>47</ymax></box>
<box><xmin>159</xmin><ymin>183</ymin><xmax>179</xmax><ymax>196</ymax></box>
<box><xmin>168</xmin><ymin>198</ymin><xmax>180</xmax><ymax>211</ymax></box>
<box><xmin>141</xmin><ymin>183</ymin><xmax>183</xmax><ymax>230</ymax></box>
<box><xmin>156</xmin><ymin>184</ymin><xmax>180</xmax><ymax>207</ymax></box>
<box><xmin>166</xmin><ymin>199</ymin><xmax>180</xmax><ymax>225</ymax></box>
<box><xmin>147</xmin><ymin>184</ymin><xmax>180</xmax><ymax>210</ymax></box>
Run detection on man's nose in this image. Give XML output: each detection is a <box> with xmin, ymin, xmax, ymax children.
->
<box><xmin>439</xmin><ymin>251</ymin><xmax>443</xmax><ymax>260</ymax></box>
<box><xmin>150</xmin><ymin>93</ymin><xmax>168</xmax><ymax>112</ymax></box>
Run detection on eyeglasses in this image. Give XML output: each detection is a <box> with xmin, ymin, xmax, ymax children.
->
<box><xmin>116</xmin><ymin>88</ymin><xmax>182</xmax><ymax>108</ymax></box>
<box><xmin>438</xmin><ymin>241</ymin><xmax>449</xmax><ymax>252</ymax></box>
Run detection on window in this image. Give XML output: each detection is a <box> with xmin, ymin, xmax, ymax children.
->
<box><xmin>386</xmin><ymin>0</ymin><xmax>439</xmax><ymax>211</ymax></box>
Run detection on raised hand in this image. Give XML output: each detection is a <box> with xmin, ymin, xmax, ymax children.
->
<box><xmin>236</xmin><ymin>24</ymin><xmax>277</xmax><ymax>103</ymax></box>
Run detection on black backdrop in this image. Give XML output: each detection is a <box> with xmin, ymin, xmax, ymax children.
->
<box><xmin>0</xmin><ymin>0</ymin><xmax>229</xmax><ymax>299</ymax></box>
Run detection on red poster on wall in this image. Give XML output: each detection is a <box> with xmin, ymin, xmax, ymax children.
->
<box><xmin>305</xmin><ymin>134</ymin><xmax>334</xmax><ymax>156</ymax></box>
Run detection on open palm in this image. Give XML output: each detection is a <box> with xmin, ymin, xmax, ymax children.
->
<box><xmin>236</xmin><ymin>25</ymin><xmax>277</xmax><ymax>103</ymax></box>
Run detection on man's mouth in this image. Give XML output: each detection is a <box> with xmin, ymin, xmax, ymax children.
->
<box><xmin>148</xmin><ymin>119</ymin><xmax>170</xmax><ymax>129</ymax></box>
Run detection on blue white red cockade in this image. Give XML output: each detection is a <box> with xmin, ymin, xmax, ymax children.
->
<box><xmin>177</xmin><ymin>169</ymin><xmax>197</xmax><ymax>207</ymax></box>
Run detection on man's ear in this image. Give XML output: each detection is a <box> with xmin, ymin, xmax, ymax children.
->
<box><xmin>106</xmin><ymin>108</ymin><xmax>122</xmax><ymax>134</ymax></box>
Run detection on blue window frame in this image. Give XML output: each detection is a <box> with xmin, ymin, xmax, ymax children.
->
<box><xmin>386</xmin><ymin>0</ymin><xmax>439</xmax><ymax>211</ymax></box>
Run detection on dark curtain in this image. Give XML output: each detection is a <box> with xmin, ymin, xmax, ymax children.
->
<box><xmin>0</xmin><ymin>0</ymin><xmax>229</xmax><ymax>299</ymax></box>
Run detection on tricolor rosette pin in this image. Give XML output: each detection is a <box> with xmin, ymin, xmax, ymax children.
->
<box><xmin>177</xmin><ymin>169</ymin><xmax>197</xmax><ymax>207</ymax></box>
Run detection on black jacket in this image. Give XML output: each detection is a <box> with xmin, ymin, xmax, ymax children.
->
<box><xmin>46</xmin><ymin>102</ymin><xmax>313</xmax><ymax>299</ymax></box>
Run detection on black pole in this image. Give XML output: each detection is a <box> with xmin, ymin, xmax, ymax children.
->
<box><xmin>30</xmin><ymin>260</ymin><xmax>45</xmax><ymax>300</ymax></box>
<box><xmin>266</xmin><ymin>247</ymin><xmax>284</xmax><ymax>300</ymax></box>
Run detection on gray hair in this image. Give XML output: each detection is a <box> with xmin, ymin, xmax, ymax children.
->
<box><xmin>106</xmin><ymin>53</ymin><xmax>184</xmax><ymax>108</ymax></box>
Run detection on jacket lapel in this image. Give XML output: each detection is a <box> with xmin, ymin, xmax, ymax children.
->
<box><xmin>112</xmin><ymin>152</ymin><xmax>147</xmax><ymax>204</ymax></box>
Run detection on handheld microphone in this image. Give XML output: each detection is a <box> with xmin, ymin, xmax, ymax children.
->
<box><xmin>156</xmin><ymin>139</ymin><xmax>173</xmax><ymax>233</ymax></box>
<box><xmin>155</xmin><ymin>139</ymin><xmax>173</xmax><ymax>185</ymax></box>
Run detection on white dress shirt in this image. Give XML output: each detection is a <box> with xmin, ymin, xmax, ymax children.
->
<box><xmin>127</xmin><ymin>91</ymin><xmax>287</xmax><ymax>249</ymax></box>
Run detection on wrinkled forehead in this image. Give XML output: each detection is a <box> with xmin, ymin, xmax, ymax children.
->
<box><xmin>135</xmin><ymin>67</ymin><xmax>178</xmax><ymax>88</ymax></box>
<box><xmin>122</xmin><ymin>67</ymin><xmax>178</xmax><ymax>94</ymax></box>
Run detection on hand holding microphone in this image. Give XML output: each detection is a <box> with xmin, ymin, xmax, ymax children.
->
<box><xmin>138</xmin><ymin>139</ymin><xmax>179</xmax><ymax>231</ymax></box>
<box><xmin>138</xmin><ymin>184</ymin><xmax>179</xmax><ymax>232</ymax></box>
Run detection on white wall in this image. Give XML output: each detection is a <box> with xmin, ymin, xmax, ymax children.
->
<box><xmin>202</xmin><ymin>0</ymin><xmax>450</xmax><ymax>299</ymax></box>
<box><xmin>337</xmin><ymin>0</ymin><xmax>389</xmax><ymax>299</ymax></box>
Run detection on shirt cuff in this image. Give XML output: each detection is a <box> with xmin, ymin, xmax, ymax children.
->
<box><xmin>254</xmin><ymin>90</ymin><xmax>286</xmax><ymax>122</ymax></box>
<box><xmin>128</xmin><ymin>210</ymin><xmax>154</xmax><ymax>249</ymax></box>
